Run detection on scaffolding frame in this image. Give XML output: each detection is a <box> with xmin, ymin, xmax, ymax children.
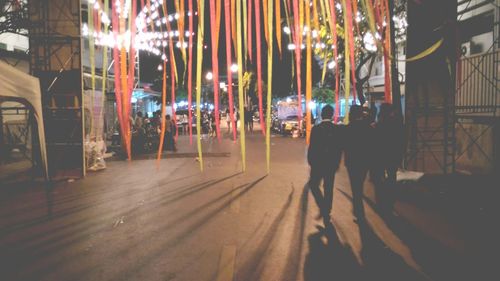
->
<box><xmin>404</xmin><ymin>0</ymin><xmax>458</xmax><ymax>174</ymax></box>
<box><xmin>28</xmin><ymin>0</ymin><xmax>84</xmax><ymax>178</ymax></box>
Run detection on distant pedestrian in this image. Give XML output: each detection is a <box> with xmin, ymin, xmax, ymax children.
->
<box><xmin>373</xmin><ymin>103</ymin><xmax>404</xmax><ymax>216</ymax></box>
<box><xmin>307</xmin><ymin>105</ymin><xmax>343</xmax><ymax>225</ymax></box>
<box><xmin>344</xmin><ymin>105</ymin><xmax>374</xmax><ymax>223</ymax></box>
<box><xmin>244</xmin><ymin>107</ymin><xmax>253</xmax><ymax>132</ymax></box>
<box><xmin>226</xmin><ymin>108</ymin><xmax>232</xmax><ymax>133</ymax></box>
<box><xmin>164</xmin><ymin>114</ymin><xmax>177</xmax><ymax>151</ymax></box>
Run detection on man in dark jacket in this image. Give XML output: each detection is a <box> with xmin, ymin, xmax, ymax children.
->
<box><xmin>307</xmin><ymin>105</ymin><xmax>343</xmax><ymax>224</ymax></box>
<box><xmin>373</xmin><ymin>103</ymin><xmax>404</xmax><ymax>215</ymax></box>
<box><xmin>345</xmin><ymin>105</ymin><xmax>374</xmax><ymax>223</ymax></box>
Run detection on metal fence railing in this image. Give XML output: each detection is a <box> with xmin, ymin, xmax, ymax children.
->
<box><xmin>456</xmin><ymin>50</ymin><xmax>499</xmax><ymax>115</ymax></box>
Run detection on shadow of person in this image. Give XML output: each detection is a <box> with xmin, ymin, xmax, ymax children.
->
<box><xmin>357</xmin><ymin>220</ymin><xmax>428</xmax><ymax>281</ymax></box>
<box><xmin>303</xmin><ymin>222</ymin><xmax>364</xmax><ymax>281</ymax></box>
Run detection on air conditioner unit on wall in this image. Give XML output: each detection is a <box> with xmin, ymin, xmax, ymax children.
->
<box><xmin>461</xmin><ymin>42</ymin><xmax>470</xmax><ymax>57</ymax></box>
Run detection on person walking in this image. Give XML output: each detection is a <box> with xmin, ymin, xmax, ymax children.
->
<box><xmin>344</xmin><ymin>105</ymin><xmax>374</xmax><ymax>223</ymax></box>
<box><xmin>164</xmin><ymin>114</ymin><xmax>177</xmax><ymax>151</ymax></box>
<box><xmin>307</xmin><ymin>105</ymin><xmax>343</xmax><ymax>225</ymax></box>
<box><xmin>373</xmin><ymin>103</ymin><xmax>404</xmax><ymax>216</ymax></box>
<box><xmin>226</xmin><ymin>108</ymin><xmax>232</xmax><ymax>133</ymax></box>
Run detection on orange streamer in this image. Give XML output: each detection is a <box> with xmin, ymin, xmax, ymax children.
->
<box><xmin>225</xmin><ymin>0</ymin><xmax>237</xmax><ymax>141</ymax></box>
<box><xmin>210</xmin><ymin>0</ymin><xmax>221</xmax><ymax>141</ymax></box>
<box><xmin>255</xmin><ymin>0</ymin><xmax>266</xmax><ymax>134</ymax></box>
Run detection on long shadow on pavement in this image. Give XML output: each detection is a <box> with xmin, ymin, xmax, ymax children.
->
<box><xmin>281</xmin><ymin>183</ymin><xmax>309</xmax><ymax>281</ymax></box>
<box><xmin>95</xmin><ymin>175</ymin><xmax>268</xmax><ymax>281</ymax></box>
<box><xmin>303</xmin><ymin>223</ymin><xmax>363</xmax><ymax>281</ymax></box>
<box><xmin>236</xmin><ymin>187</ymin><xmax>295</xmax><ymax>280</ymax></box>
<box><xmin>1</xmin><ymin>173</ymin><xmax>243</xmax><ymax>280</ymax></box>
<box><xmin>359</xmin><ymin>188</ymin><xmax>485</xmax><ymax>281</ymax></box>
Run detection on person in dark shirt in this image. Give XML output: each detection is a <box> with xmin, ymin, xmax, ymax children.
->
<box><xmin>372</xmin><ymin>103</ymin><xmax>404</xmax><ymax>215</ymax></box>
<box><xmin>345</xmin><ymin>105</ymin><xmax>374</xmax><ymax>223</ymax></box>
<box><xmin>307</xmin><ymin>105</ymin><xmax>343</xmax><ymax>225</ymax></box>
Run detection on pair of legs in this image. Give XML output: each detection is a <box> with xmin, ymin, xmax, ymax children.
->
<box><xmin>347</xmin><ymin>166</ymin><xmax>368</xmax><ymax>221</ymax></box>
<box><xmin>164</xmin><ymin>132</ymin><xmax>176</xmax><ymax>151</ymax></box>
<box><xmin>372</xmin><ymin>164</ymin><xmax>397</xmax><ymax>216</ymax></box>
<box><xmin>308</xmin><ymin>168</ymin><xmax>335</xmax><ymax>222</ymax></box>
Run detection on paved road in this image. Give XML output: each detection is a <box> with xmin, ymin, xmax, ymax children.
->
<box><xmin>0</xmin><ymin>127</ymin><xmax>485</xmax><ymax>280</ymax></box>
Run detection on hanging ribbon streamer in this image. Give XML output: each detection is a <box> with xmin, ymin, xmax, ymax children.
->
<box><xmin>332</xmin><ymin>1</ymin><xmax>340</xmax><ymax>123</ymax></box>
<box><xmin>215</xmin><ymin>1</ymin><xmax>222</xmax><ymax>50</ymax></box>
<box><xmin>210</xmin><ymin>0</ymin><xmax>221</xmax><ymax>141</ymax></box>
<box><xmin>188</xmin><ymin>0</ymin><xmax>194</xmax><ymax>144</ymax></box>
<box><xmin>112</xmin><ymin>0</ymin><xmax>124</xmax><ymax>158</ymax></box>
<box><xmin>174</xmin><ymin>0</ymin><xmax>187</xmax><ymax>85</ymax></box>
<box><xmin>266</xmin><ymin>0</ymin><xmax>273</xmax><ymax>173</ymax></box>
<box><xmin>292</xmin><ymin>0</ymin><xmax>303</xmax><ymax>126</ymax></box>
<box><xmin>225</xmin><ymin>0</ymin><xmax>237</xmax><ymax>141</ymax></box>
<box><xmin>383</xmin><ymin>0</ymin><xmax>392</xmax><ymax>103</ymax></box>
<box><xmin>128</xmin><ymin>0</ymin><xmax>137</xmax><ymax>120</ymax></box>
<box><xmin>299</xmin><ymin>0</ymin><xmax>304</xmax><ymax>38</ymax></box>
<box><xmin>305</xmin><ymin>0</ymin><xmax>312</xmax><ymax>145</ymax></box>
<box><xmin>352</xmin><ymin>0</ymin><xmax>360</xmax><ymax>35</ymax></box>
<box><xmin>275</xmin><ymin>0</ymin><xmax>282</xmax><ymax>56</ymax></box>
<box><xmin>88</xmin><ymin>0</ymin><xmax>96</xmax><ymax>138</ymax></box>
<box><xmin>248</xmin><ymin>0</ymin><xmax>253</xmax><ymax>61</ymax></box>
<box><xmin>312</xmin><ymin>0</ymin><xmax>320</xmax><ymax>44</ymax></box>
<box><xmin>156</xmin><ymin>59</ymin><xmax>168</xmax><ymax>162</ymax></box>
<box><xmin>254</xmin><ymin>0</ymin><xmax>265</xmax><ymax>135</ymax></box>
<box><xmin>400</xmin><ymin>38</ymin><xmax>444</xmax><ymax>62</ymax></box>
<box><xmin>341</xmin><ymin>0</ymin><xmax>350</xmax><ymax>123</ymax></box>
<box><xmin>119</xmin><ymin>1</ymin><xmax>131</xmax><ymax>159</ymax></box>
<box><xmin>262</xmin><ymin>0</ymin><xmax>269</xmax><ymax>44</ymax></box>
<box><xmin>361</xmin><ymin>0</ymin><xmax>376</xmax><ymax>36</ymax></box>
<box><xmin>236</xmin><ymin>0</ymin><xmax>246</xmax><ymax>171</ymax></box>
<box><xmin>345</xmin><ymin>0</ymin><xmax>357</xmax><ymax>102</ymax></box>
<box><xmin>242</xmin><ymin>0</ymin><xmax>247</xmax><ymax>63</ymax></box>
<box><xmin>163</xmin><ymin>4</ymin><xmax>179</xmax><ymax>140</ymax></box>
<box><xmin>283</xmin><ymin>0</ymin><xmax>294</xmax><ymax>89</ymax></box>
<box><xmin>231</xmin><ymin>0</ymin><xmax>237</xmax><ymax>47</ymax></box>
<box><xmin>99</xmin><ymin>0</ymin><xmax>109</xmax><ymax>139</ymax></box>
<box><xmin>156</xmin><ymin>4</ymin><xmax>168</xmax><ymax>164</ymax></box>
<box><xmin>196</xmin><ymin>0</ymin><xmax>205</xmax><ymax>171</ymax></box>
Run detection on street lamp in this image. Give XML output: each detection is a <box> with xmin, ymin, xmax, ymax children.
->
<box><xmin>206</xmin><ymin>71</ymin><xmax>213</xmax><ymax>80</ymax></box>
<box><xmin>230</xmin><ymin>63</ymin><xmax>238</xmax><ymax>73</ymax></box>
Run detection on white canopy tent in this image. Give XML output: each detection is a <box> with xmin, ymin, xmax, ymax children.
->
<box><xmin>0</xmin><ymin>61</ymin><xmax>49</xmax><ymax>180</ymax></box>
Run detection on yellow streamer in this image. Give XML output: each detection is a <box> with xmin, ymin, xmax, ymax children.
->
<box><xmin>321</xmin><ymin>50</ymin><xmax>328</xmax><ymax>84</ymax></box>
<box><xmin>231</xmin><ymin>0</ymin><xmax>237</xmax><ymax>47</ymax></box>
<box><xmin>236</xmin><ymin>0</ymin><xmax>246</xmax><ymax>171</ymax></box>
<box><xmin>196</xmin><ymin>0</ymin><xmax>205</xmax><ymax>171</ymax></box>
<box><xmin>161</xmin><ymin>5</ymin><xmax>179</xmax><ymax>84</ymax></box>
<box><xmin>175</xmin><ymin>0</ymin><xmax>187</xmax><ymax>84</ymax></box>
<box><xmin>312</xmin><ymin>0</ymin><xmax>320</xmax><ymax>43</ymax></box>
<box><xmin>262</xmin><ymin>0</ymin><xmax>269</xmax><ymax>44</ymax></box>
<box><xmin>361</xmin><ymin>0</ymin><xmax>377</xmax><ymax>40</ymax></box>
<box><xmin>305</xmin><ymin>0</ymin><xmax>312</xmax><ymax>145</ymax></box>
<box><xmin>319</xmin><ymin>0</ymin><xmax>328</xmax><ymax>28</ymax></box>
<box><xmin>275</xmin><ymin>0</ymin><xmax>281</xmax><ymax>55</ymax></box>
<box><xmin>282</xmin><ymin>0</ymin><xmax>294</xmax><ymax>87</ymax></box>
<box><xmin>266</xmin><ymin>0</ymin><xmax>273</xmax><ymax>173</ymax></box>
<box><xmin>243</xmin><ymin>0</ymin><xmax>247</xmax><ymax>63</ymax></box>
<box><xmin>400</xmin><ymin>38</ymin><xmax>444</xmax><ymax>62</ymax></box>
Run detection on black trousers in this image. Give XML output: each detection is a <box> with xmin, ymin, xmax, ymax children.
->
<box><xmin>372</xmin><ymin>164</ymin><xmax>398</xmax><ymax>214</ymax></box>
<box><xmin>308</xmin><ymin>167</ymin><xmax>336</xmax><ymax>217</ymax></box>
<box><xmin>347</xmin><ymin>166</ymin><xmax>368</xmax><ymax>219</ymax></box>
